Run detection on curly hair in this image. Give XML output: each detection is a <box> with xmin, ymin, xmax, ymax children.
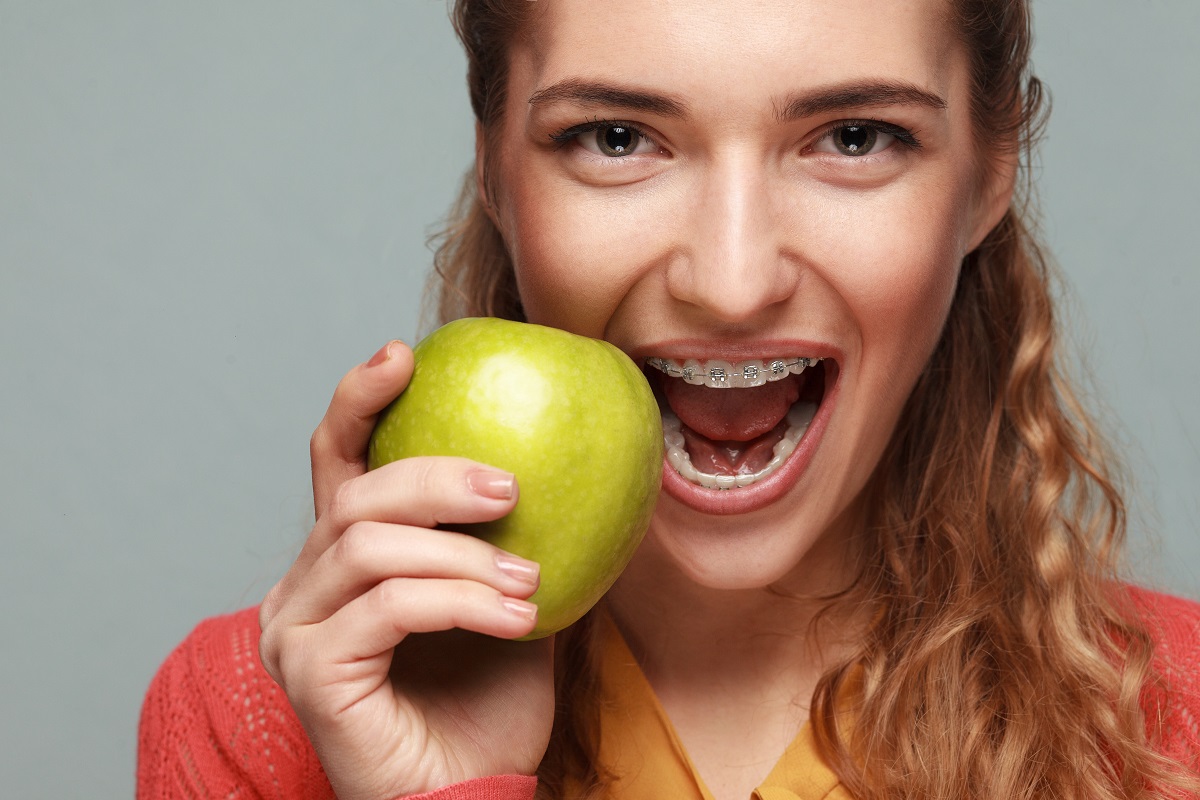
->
<box><xmin>425</xmin><ymin>1</ymin><xmax>1199</xmax><ymax>797</ymax></box>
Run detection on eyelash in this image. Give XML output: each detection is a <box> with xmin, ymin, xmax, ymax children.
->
<box><xmin>813</xmin><ymin>118</ymin><xmax>923</xmax><ymax>153</ymax></box>
<box><xmin>548</xmin><ymin>117</ymin><xmax>923</xmax><ymax>154</ymax></box>
<box><xmin>548</xmin><ymin>118</ymin><xmax>649</xmax><ymax>150</ymax></box>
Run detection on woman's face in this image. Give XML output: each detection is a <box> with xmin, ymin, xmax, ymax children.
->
<box><xmin>485</xmin><ymin>0</ymin><xmax>1010</xmax><ymax>593</ymax></box>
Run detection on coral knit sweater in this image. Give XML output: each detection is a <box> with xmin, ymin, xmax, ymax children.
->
<box><xmin>138</xmin><ymin>587</ymin><xmax>1200</xmax><ymax>800</ymax></box>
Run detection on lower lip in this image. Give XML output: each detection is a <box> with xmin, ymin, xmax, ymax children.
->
<box><xmin>658</xmin><ymin>368</ymin><xmax>839</xmax><ymax>516</ymax></box>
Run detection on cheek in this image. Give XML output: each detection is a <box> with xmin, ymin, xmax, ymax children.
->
<box><xmin>811</xmin><ymin>182</ymin><xmax>970</xmax><ymax>366</ymax></box>
<box><xmin>499</xmin><ymin>173</ymin><xmax>659</xmax><ymax>338</ymax></box>
<box><xmin>804</xmin><ymin>182</ymin><xmax>972</xmax><ymax>498</ymax></box>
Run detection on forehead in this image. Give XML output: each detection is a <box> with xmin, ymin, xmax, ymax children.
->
<box><xmin>520</xmin><ymin>0</ymin><xmax>962</xmax><ymax>112</ymax></box>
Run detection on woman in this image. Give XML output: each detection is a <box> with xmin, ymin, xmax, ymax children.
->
<box><xmin>138</xmin><ymin>0</ymin><xmax>1200</xmax><ymax>798</ymax></box>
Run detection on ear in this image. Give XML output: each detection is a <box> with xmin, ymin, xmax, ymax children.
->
<box><xmin>966</xmin><ymin>152</ymin><xmax>1017</xmax><ymax>253</ymax></box>
<box><xmin>475</xmin><ymin>121</ymin><xmax>501</xmax><ymax>229</ymax></box>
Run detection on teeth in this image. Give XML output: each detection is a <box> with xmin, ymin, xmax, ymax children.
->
<box><xmin>785</xmin><ymin>402</ymin><xmax>817</xmax><ymax>441</ymax></box>
<box><xmin>703</xmin><ymin>359</ymin><xmax>733</xmax><ymax>388</ymax></box>
<box><xmin>659</xmin><ymin>402</ymin><xmax>818</xmax><ymax>491</ymax></box>
<box><xmin>648</xmin><ymin>356</ymin><xmax>820</xmax><ymax>389</ymax></box>
<box><xmin>651</xmin><ymin>355</ymin><xmax>825</xmax><ymax>489</ymax></box>
<box><xmin>735</xmin><ymin>360</ymin><xmax>768</xmax><ymax>388</ymax></box>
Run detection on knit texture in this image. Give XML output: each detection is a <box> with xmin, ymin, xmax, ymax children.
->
<box><xmin>138</xmin><ymin>586</ymin><xmax>1200</xmax><ymax>798</ymax></box>
<box><xmin>1129</xmin><ymin>587</ymin><xmax>1200</xmax><ymax>770</ymax></box>
<box><xmin>136</xmin><ymin>606</ymin><xmax>535</xmax><ymax>800</ymax></box>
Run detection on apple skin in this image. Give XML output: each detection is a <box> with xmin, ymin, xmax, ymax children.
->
<box><xmin>367</xmin><ymin>317</ymin><xmax>663</xmax><ymax>639</ymax></box>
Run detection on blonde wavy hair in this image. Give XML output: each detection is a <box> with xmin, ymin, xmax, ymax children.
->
<box><xmin>427</xmin><ymin>1</ymin><xmax>1198</xmax><ymax>797</ymax></box>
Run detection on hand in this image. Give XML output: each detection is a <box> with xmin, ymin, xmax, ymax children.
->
<box><xmin>259</xmin><ymin>340</ymin><xmax>555</xmax><ymax>800</ymax></box>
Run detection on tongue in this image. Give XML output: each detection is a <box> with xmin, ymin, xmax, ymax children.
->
<box><xmin>663</xmin><ymin>374</ymin><xmax>801</xmax><ymax>442</ymax></box>
<box><xmin>663</xmin><ymin>375</ymin><xmax>802</xmax><ymax>476</ymax></box>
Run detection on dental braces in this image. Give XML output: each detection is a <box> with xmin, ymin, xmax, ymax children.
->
<box><xmin>646</xmin><ymin>356</ymin><xmax>820</xmax><ymax>388</ymax></box>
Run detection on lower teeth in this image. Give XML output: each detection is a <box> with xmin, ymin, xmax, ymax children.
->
<box><xmin>662</xmin><ymin>402</ymin><xmax>817</xmax><ymax>490</ymax></box>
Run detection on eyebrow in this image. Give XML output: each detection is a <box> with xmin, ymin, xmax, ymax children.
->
<box><xmin>775</xmin><ymin>81</ymin><xmax>947</xmax><ymax>121</ymax></box>
<box><xmin>528</xmin><ymin>79</ymin><xmax>689</xmax><ymax>117</ymax></box>
<box><xmin>527</xmin><ymin>78</ymin><xmax>946</xmax><ymax>122</ymax></box>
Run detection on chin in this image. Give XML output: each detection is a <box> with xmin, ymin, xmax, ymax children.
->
<box><xmin>642</xmin><ymin>504</ymin><xmax>833</xmax><ymax>592</ymax></box>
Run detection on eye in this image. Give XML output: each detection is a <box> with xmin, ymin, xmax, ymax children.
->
<box><xmin>552</xmin><ymin>121</ymin><xmax>659</xmax><ymax>158</ymax></box>
<box><xmin>811</xmin><ymin>121</ymin><xmax>917</xmax><ymax>157</ymax></box>
<box><xmin>825</xmin><ymin>124</ymin><xmax>892</xmax><ymax>157</ymax></box>
<box><xmin>833</xmin><ymin>125</ymin><xmax>886</xmax><ymax>155</ymax></box>
<box><xmin>580</xmin><ymin>123</ymin><xmax>656</xmax><ymax>157</ymax></box>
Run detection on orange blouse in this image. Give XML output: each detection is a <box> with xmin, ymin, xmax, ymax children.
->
<box><xmin>138</xmin><ymin>586</ymin><xmax>1200</xmax><ymax>800</ymax></box>
<box><xmin>591</xmin><ymin>610</ymin><xmax>853</xmax><ymax>800</ymax></box>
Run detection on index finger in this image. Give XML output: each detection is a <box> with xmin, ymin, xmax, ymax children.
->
<box><xmin>311</xmin><ymin>340</ymin><xmax>414</xmax><ymax>517</ymax></box>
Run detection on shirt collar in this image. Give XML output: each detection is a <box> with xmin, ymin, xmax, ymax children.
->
<box><xmin>592</xmin><ymin>607</ymin><xmax>853</xmax><ymax>800</ymax></box>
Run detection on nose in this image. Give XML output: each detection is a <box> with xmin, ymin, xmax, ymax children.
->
<box><xmin>665</xmin><ymin>153</ymin><xmax>801</xmax><ymax>325</ymax></box>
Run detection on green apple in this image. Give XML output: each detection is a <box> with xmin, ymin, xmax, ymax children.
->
<box><xmin>367</xmin><ymin>317</ymin><xmax>663</xmax><ymax>638</ymax></box>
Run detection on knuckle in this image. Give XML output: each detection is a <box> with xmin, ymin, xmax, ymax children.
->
<box><xmin>309</xmin><ymin>425</ymin><xmax>332</xmax><ymax>466</ymax></box>
<box><xmin>270</xmin><ymin>629</ymin><xmax>315</xmax><ymax>693</ymax></box>
<box><xmin>372</xmin><ymin>576</ymin><xmax>431</xmax><ymax>629</ymax></box>
<box><xmin>258</xmin><ymin>626</ymin><xmax>281</xmax><ymax>680</ymax></box>
<box><xmin>373</xmin><ymin>576</ymin><xmax>408</xmax><ymax>610</ymax></box>
<box><xmin>451</xmin><ymin>530</ymin><xmax>493</xmax><ymax>569</ymax></box>
<box><xmin>325</xmin><ymin>479</ymin><xmax>362</xmax><ymax>531</ymax></box>
<box><xmin>259</xmin><ymin>587</ymin><xmax>280</xmax><ymax>628</ymax></box>
<box><xmin>274</xmin><ymin>643</ymin><xmax>305</xmax><ymax>691</ymax></box>
<box><xmin>451</xmin><ymin>584</ymin><xmax>500</xmax><ymax>630</ymax></box>
<box><xmin>407</xmin><ymin>457</ymin><xmax>439</xmax><ymax>496</ymax></box>
<box><xmin>406</xmin><ymin>458</ymin><xmax>453</xmax><ymax>512</ymax></box>
<box><xmin>332</xmin><ymin>521</ymin><xmax>377</xmax><ymax>569</ymax></box>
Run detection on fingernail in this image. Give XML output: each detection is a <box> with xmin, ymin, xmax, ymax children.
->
<box><xmin>366</xmin><ymin>341</ymin><xmax>397</xmax><ymax>368</ymax></box>
<box><xmin>468</xmin><ymin>470</ymin><xmax>515</xmax><ymax>501</ymax></box>
<box><xmin>495</xmin><ymin>553</ymin><xmax>540</xmax><ymax>586</ymax></box>
<box><xmin>501</xmin><ymin>597</ymin><xmax>537</xmax><ymax>622</ymax></box>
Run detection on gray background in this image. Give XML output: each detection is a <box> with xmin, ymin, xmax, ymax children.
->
<box><xmin>1</xmin><ymin>1</ymin><xmax>1196</xmax><ymax>795</ymax></box>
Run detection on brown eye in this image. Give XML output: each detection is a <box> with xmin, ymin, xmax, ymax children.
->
<box><xmin>558</xmin><ymin>120</ymin><xmax>660</xmax><ymax>159</ymax></box>
<box><xmin>834</xmin><ymin>125</ymin><xmax>878</xmax><ymax>156</ymax></box>
<box><xmin>596</xmin><ymin>124</ymin><xmax>640</xmax><ymax>156</ymax></box>
<box><xmin>809</xmin><ymin>120</ymin><xmax>915</xmax><ymax>160</ymax></box>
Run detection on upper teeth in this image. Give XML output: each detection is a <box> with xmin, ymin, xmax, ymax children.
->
<box><xmin>646</xmin><ymin>357</ymin><xmax>820</xmax><ymax>389</ymax></box>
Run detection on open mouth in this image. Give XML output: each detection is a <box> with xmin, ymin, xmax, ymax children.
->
<box><xmin>644</xmin><ymin>356</ymin><xmax>832</xmax><ymax>492</ymax></box>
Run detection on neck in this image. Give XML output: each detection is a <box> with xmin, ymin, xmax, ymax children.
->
<box><xmin>603</xmin><ymin>533</ymin><xmax>865</xmax><ymax>800</ymax></box>
<box><xmin>604</xmin><ymin>531</ymin><xmax>864</xmax><ymax>704</ymax></box>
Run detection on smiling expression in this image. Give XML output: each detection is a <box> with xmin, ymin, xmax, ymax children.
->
<box><xmin>481</xmin><ymin>0</ymin><xmax>1011</xmax><ymax>592</ymax></box>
